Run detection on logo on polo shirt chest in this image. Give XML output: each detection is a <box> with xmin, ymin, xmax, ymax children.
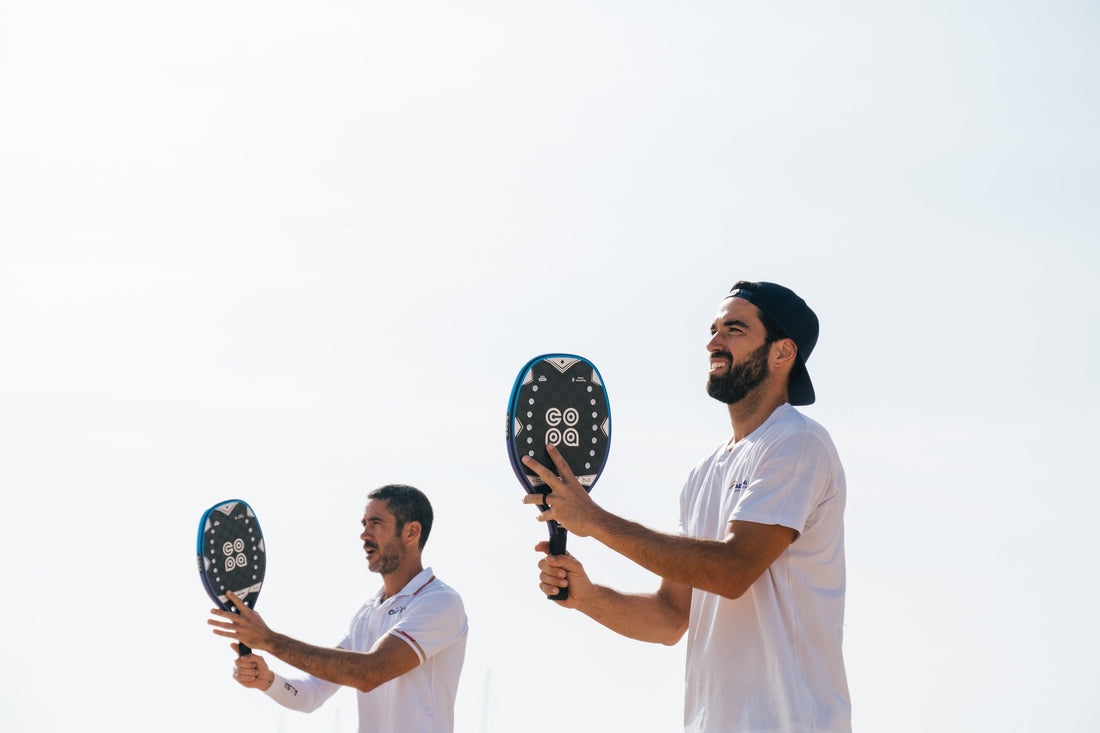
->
<box><xmin>729</xmin><ymin>479</ymin><xmax>749</xmax><ymax>492</ymax></box>
<box><xmin>388</xmin><ymin>605</ymin><xmax>407</xmax><ymax>616</ymax></box>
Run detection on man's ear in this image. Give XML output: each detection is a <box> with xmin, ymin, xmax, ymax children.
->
<box><xmin>405</xmin><ymin>521</ymin><xmax>422</xmax><ymax>545</ymax></box>
<box><xmin>772</xmin><ymin>338</ymin><xmax>798</xmax><ymax>370</ymax></box>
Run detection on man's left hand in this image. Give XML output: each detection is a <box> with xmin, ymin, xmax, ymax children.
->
<box><xmin>208</xmin><ymin>590</ymin><xmax>274</xmax><ymax>652</ymax></box>
<box><xmin>521</xmin><ymin>444</ymin><xmax>604</xmax><ymax>536</ymax></box>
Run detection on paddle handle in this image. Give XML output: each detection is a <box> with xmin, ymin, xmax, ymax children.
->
<box><xmin>546</xmin><ymin>524</ymin><xmax>569</xmax><ymax>601</ymax></box>
<box><xmin>229</xmin><ymin>599</ymin><xmax>252</xmax><ymax>656</ymax></box>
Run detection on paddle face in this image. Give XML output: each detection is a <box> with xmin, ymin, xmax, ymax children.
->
<box><xmin>506</xmin><ymin>354</ymin><xmax>612</xmax><ymax>495</ymax></box>
<box><xmin>506</xmin><ymin>354</ymin><xmax>611</xmax><ymax>599</ymax></box>
<box><xmin>197</xmin><ymin>500</ymin><xmax>266</xmax><ymax>654</ymax></box>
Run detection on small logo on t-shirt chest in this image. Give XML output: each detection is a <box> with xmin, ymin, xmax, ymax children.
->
<box><xmin>728</xmin><ymin>479</ymin><xmax>749</xmax><ymax>492</ymax></box>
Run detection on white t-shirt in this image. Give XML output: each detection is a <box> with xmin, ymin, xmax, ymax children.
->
<box><xmin>679</xmin><ymin>404</ymin><xmax>850</xmax><ymax>733</ymax></box>
<box><xmin>265</xmin><ymin>567</ymin><xmax>468</xmax><ymax>733</ymax></box>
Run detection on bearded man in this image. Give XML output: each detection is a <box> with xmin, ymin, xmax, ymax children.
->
<box><xmin>209</xmin><ymin>484</ymin><xmax>467</xmax><ymax>733</ymax></box>
<box><xmin>523</xmin><ymin>281</ymin><xmax>851</xmax><ymax>733</ymax></box>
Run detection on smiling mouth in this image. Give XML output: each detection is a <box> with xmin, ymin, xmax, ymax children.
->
<box><xmin>709</xmin><ymin>352</ymin><xmax>732</xmax><ymax>373</ymax></box>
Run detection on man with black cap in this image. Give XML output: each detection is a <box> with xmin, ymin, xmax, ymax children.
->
<box><xmin>523</xmin><ymin>281</ymin><xmax>851</xmax><ymax>732</ymax></box>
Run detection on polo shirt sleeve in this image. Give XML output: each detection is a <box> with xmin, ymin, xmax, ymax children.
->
<box><xmin>729</xmin><ymin>430</ymin><xmax>832</xmax><ymax>537</ymax></box>
<box><xmin>388</xmin><ymin>589</ymin><xmax>468</xmax><ymax>664</ymax></box>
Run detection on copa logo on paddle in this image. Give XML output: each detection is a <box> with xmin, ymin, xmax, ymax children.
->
<box><xmin>222</xmin><ymin>538</ymin><xmax>248</xmax><ymax>571</ymax></box>
<box><xmin>545</xmin><ymin>407</ymin><xmax>580</xmax><ymax>447</ymax></box>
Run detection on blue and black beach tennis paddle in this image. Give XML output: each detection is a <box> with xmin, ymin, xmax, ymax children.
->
<box><xmin>197</xmin><ymin>500</ymin><xmax>266</xmax><ymax>655</ymax></box>
<box><xmin>506</xmin><ymin>354</ymin><xmax>611</xmax><ymax>600</ymax></box>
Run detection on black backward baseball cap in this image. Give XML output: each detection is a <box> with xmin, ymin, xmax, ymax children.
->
<box><xmin>728</xmin><ymin>281</ymin><xmax>819</xmax><ymax>406</ymax></box>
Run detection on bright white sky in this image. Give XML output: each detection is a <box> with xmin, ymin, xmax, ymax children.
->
<box><xmin>2</xmin><ymin>1</ymin><xmax>1098</xmax><ymax>731</ymax></box>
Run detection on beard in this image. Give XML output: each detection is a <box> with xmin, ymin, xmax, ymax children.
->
<box><xmin>706</xmin><ymin>340</ymin><xmax>771</xmax><ymax>405</ymax></box>
<box><xmin>365</xmin><ymin>535</ymin><xmax>406</xmax><ymax>575</ymax></box>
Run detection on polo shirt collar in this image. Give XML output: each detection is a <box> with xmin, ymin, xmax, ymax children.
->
<box><xmin>371</xmin><ymin>567</ymin><xmax>437</xmax><ymax>604</ymax></box>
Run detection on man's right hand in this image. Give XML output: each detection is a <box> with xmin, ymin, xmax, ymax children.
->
<box><xmin>232</xmin><ymin>644</ymin><xmax>274</xmax><ymax>691</ymax></box>
<box><xmin>534</xmin><ymin>541</ymin><xmax>594</xmax><ymax>609</ymax></box>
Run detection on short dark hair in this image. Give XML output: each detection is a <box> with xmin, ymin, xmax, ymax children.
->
<box><xmin>730</xmin><ymin>280</ymin><xmax>788</xmax><ymax>344</ymax></box>
<box><xmin>368</xmin><ymin>484</ymin><xmax>434</xmax><ymax>550</ymax></box>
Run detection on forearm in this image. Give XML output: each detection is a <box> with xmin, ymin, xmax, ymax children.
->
<box><xmin>211</xmin><ymin>594</ymin><xmax>413</xmax><ymax>695</ymax></box>
<box><xmin>588</xmin><ymin>510</ymin><xmax>754</xmax><ymax>598</ymax></box>
<box><xmin>577</xmin><ymin>583</ymin><xmax>688</xmax><ymax>645</ymax></box>
<box><xmin>267</xmin><ymin>635</ymin><xmax>379</xmax><ymax>692</ymax></box>
<box><xmin>265</xmin><ymin>631</ymin><xmax>418</xmax><ymax>694</ymax></box>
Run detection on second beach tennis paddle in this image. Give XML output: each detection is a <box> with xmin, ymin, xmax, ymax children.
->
<box><xmin>506</xmin><ymin>354</ymin><xmax>611</xmax><ymax>600</ymax></box>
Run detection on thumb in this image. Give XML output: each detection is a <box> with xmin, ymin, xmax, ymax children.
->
<box><xmin>545</xmin><ymin>552</ymin><xmax>582</xmax><ymax>572</ymax></box>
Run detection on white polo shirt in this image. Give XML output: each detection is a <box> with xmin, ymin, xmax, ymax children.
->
<box><xmin>679</xmin><ymin>404</ymin><xmax>850</xmax><ymax>733</ymax></box>
<box><xmin>266</xmin><ymin>567</ymin><xmax>468</xmax><ymax>733</ymax></box>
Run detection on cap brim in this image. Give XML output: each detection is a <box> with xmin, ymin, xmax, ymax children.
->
<box><xmin>788</xmin><ymin>362</ymin><xmax>815</xmax><ymax>406</ymax></box>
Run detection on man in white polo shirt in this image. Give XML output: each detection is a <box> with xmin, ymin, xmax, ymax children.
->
<box><xmin>523</xmin><ymin>281</ymin><xmax>851</xmax><ymax>732</ymax></box>
<box><xmin>209</xmin><ymin>484</ymin><xmax>467</xmax><ymax>733</ymax></box>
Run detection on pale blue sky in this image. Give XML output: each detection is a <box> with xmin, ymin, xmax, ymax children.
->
<box><xmin>2</xmin><ymin>2</ymin><xmax>1098</xmax><ymax>731</ymax></box>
